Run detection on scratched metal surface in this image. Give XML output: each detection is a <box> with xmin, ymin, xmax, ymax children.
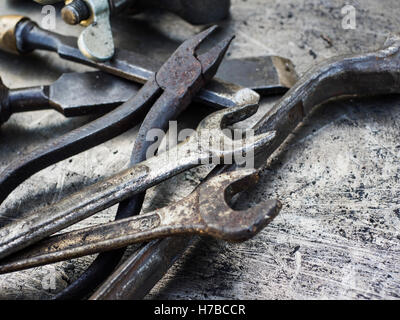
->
<box><xmin>0</xmin><ymin>0</ymin><xmax>400</xmax><ymax>299</ymax></box>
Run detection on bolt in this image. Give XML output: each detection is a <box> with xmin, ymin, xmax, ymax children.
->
<box><xmin>61</xmin><ymin>0</ymin><xmax>91</xmax><ymax>25</ymax></box>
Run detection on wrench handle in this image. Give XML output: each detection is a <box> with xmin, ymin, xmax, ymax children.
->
<box><xmin>0</xmin><ymin>199</ymin><xmax>198</xmax><ymax>274</ymax></box>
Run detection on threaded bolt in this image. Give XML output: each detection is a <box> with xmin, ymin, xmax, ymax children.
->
<box><xmin>61</xmin><ymin>0</ymin><xmax>91</xmax><ymax>25</ymax></box>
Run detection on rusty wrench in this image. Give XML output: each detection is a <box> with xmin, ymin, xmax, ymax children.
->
<box><xmin>0</xmin><ymin>101</ymin><xmax>275</xmax><ymax>260</ymax></box>
<box><xmin>0</xmin><ymin>169</ymin><xmax>281</xmax><ymax>274</ymax></box>
<box><xmin>0</xmin><ymin>25</ymin><xmax>243</xmax><ymax>254</ymax></box>
<box><xmin>89</xmin><ymin>32</ymin><xmax>400</xmax><ymax>300</ymax></box>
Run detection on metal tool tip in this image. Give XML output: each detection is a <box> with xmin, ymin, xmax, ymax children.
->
<box><xmin>197</xmin><ymin>34</ymin><xmax>235</xmax><ymax>80</ymax></box>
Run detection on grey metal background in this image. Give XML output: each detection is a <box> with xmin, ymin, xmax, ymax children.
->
<box><xmin>0</xmin><ymin>0</ymin><xmax>399</xmax><ymax>299</ymax></box>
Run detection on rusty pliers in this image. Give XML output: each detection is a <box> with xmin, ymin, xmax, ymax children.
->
<box><xmin>0</xmin><ymin>25</ymin><xmax>233</xmax><ymax>204</ymax></box>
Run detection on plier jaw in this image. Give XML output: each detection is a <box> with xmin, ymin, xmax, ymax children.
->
<box><xmin>156</xmin><ymin>26</ymin><xmax>234</xmax><ymax>99</ymax></box>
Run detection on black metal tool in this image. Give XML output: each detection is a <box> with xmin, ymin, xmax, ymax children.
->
<box><xmin>0</xmin><ymin>15</ymin><xmax>297</xmax><ymax>108</ymax></box>
<box><xmin>0</xmin><ymin>71</ymin><xmax>138</xmax><ymax>125</ymax></box>
<box><xmin>89</xmin><ymin>32</ymin><xmax>400</xmax><ymax>300</ymax></box>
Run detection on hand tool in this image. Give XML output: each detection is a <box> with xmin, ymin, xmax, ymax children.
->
<box><xmin>0</xmin><ymin>103</ymin><xmax>275</xmax><ymax>260</ymax></box>
<box><xmin>34</xmin><ymin>0</ymin><xmax>231</xmax><ymax>61</ymax></box>
<box><xmin>0</xmin><ymin>71</ymin><xmax>139</xmax><ymax>125</ymax></box>
<box><xmin>0</xmin><ymin>55</ymin><xmax>297</xmax><ymax>126</ymax></box>
<box><xmin>0</xmin><ymin>26</ymin><xmax>239</xmax><ymax>205</ymax></box>
<box><xmin>0</xmin><ymin>15</ymin><xmax>297</xmax><ymax>108</ymax></box>
<box><xmin>2</xmin><ymin>30</ymin><xmax>266</xmax><ymax>300</ymax></box>
<box><xmin>0</xmin><ymin>169</ymin><xmax>281</xmax><ymax>274</ymax></box>
<box><xmin>89</xmin><ymin>32</ymin><xmax>400</xmax><ymax>300</ymax></box>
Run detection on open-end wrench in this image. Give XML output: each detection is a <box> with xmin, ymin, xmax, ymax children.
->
<box><xmin>0</xmin><ymin>103</ymin><xmax>275</xmax><ymax>259</ymax></box>
<box><xmin>89</xmin><ymin>32</ymin><xmax>400</xmax><ymax>300</ymax></box>
<box><xmin>0</xmin><ymin>15</ymin><xmax>296</xmax><ymax>107</ymax></box>
<box><xmin>0</xmin><ymin>169</ymin><xmax>281</xmax><ymax>274</ymax></box>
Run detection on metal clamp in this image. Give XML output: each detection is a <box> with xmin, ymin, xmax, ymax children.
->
<box><xmin>35</xmin><ymin>0</ymin><xmax>114</xmax><ymax>61</ymax></box>
<box><xmin>75</xmin><ymin>0</ymin><xmax>114</xmax><ymax>61</ymax></box>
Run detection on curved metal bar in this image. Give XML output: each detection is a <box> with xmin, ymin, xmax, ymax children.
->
<box><xmin>89</xmin><ymin>33</ymin><xmax>400</xmax><ymax>300</ymax></box>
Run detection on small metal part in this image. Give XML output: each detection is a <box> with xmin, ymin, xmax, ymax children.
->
<box><xmin>0</xmin><ymin>170</ymin><xmax>281</xmax><ymax>274</ymax></box>
<box><xmin>62</xmin><ymin>0</ymin><xmax>91</xmax><ymax>25</ymax></box>
<box><xmin>76</xmin><ymin>0</ymin><xmax>114</xmax><ymax>62</ymax></box>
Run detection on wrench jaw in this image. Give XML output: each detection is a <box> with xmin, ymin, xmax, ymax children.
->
<box><xmin>195</xmin><ymin>103</ymin><xmax>276</xmax><ymax>162</ymax></box>
<box><xmin>198</xmin><ymin>170</ymin><xmax>282</xmax><ymax>242</ymax></box>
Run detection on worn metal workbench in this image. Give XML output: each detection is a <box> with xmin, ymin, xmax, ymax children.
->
<box><xmin>0</xmin><ymin>0</ymin><xmax>399</xmax><ymax>299</ymax></box>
